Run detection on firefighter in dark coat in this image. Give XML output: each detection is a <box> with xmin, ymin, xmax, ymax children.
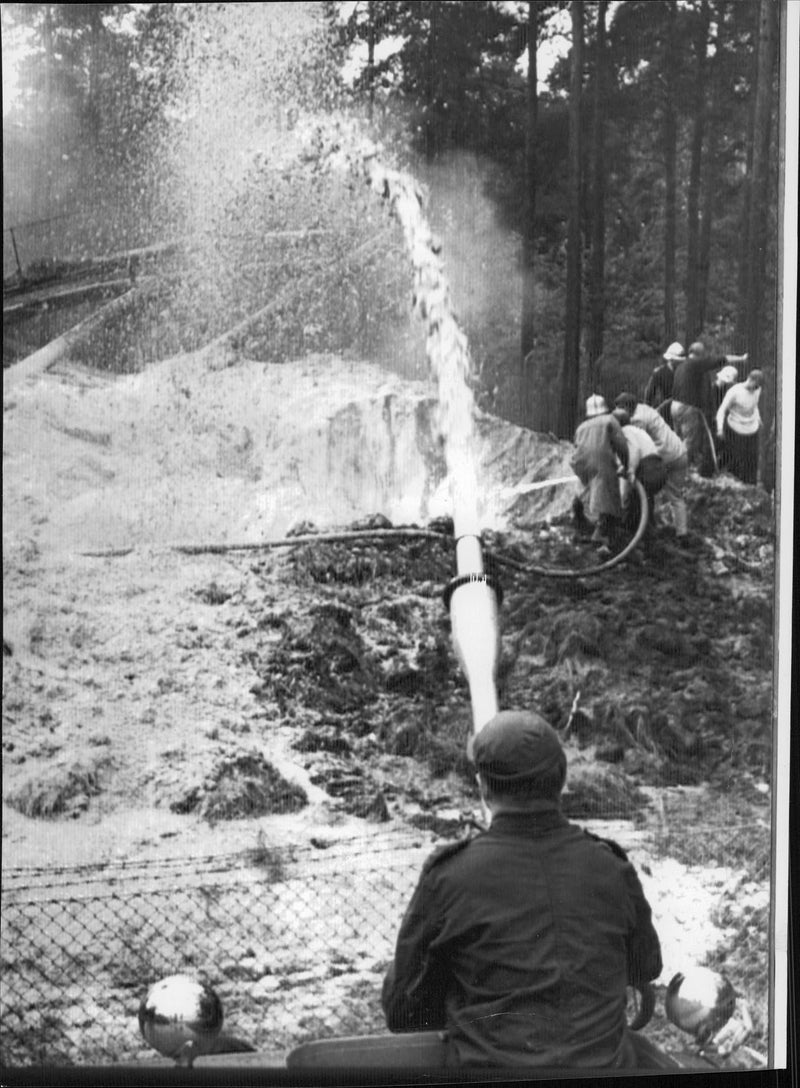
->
<box><xmin>670</xmin><ymin>342</ymin><xmax>748</xmax><ymax>476</ymax></box>
<box><xmin>382</xmin><ymin>711</ymin><xmax>663</xmax><ymax>1070</ymax></box>
<box><xmin>643</xmin><ymin>341</ymin><xmax>684</xmax><ymax>417</ymax></box>
<box><xmin>570</xmin><ymin>395</ymin><xmax>630</xmax><ymax>554</ymax></box>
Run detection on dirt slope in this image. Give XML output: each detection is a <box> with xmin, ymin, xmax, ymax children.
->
<box><xmin>1</xmin><ymin>351</ymin><xmax>579</xmax><ymax>857</ymax></box>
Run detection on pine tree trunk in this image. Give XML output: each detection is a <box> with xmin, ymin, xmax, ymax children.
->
<box><xmin>737</xmin><ymin>0</ymin><xmax>778</xmax><ymax>488</ymax></box>
<box><xmin>587</xmin><ymin>0</ymin><xmax>608</xmax><ymax>389</ymax></box>
<box><xmin>367</xmin><ymin>1</ymin><xmax>376</xmax><ymax>122</ymax></box>
<box><xmin>736</xmin><ymin>0</ymin><xmax>778</xmax><ymax>362</ymax></box>
<box><xmin>735</xmin><ymin>1</ymin><xmax>758</xmax><ymax>349</ymax></box>
<box><xmin>520</xmin><ymin>0</ymin><xmax>540</xmax><ymax>429</ymax></box>
<box><xmin>695</xmin><ymin>121</ymin><xmax>715</xmax><ymax>336</ymax></box>
<box><xmin>663</xmin><ymin>0</ymin><xmax>678</xmax><ymax>344</ymax></box>
<box><xmin>696</xmin><ymin>10</ymin><xmax>723</xmax><ymax>337</ymax></box>
<box><xmin>685</xmin><ymin>0</ymin><xmax>710</xmax><ymax>345</ymax></box>
<box><xmin>557</xmin><ymin>0</ymin><xmax>583</xmax><ymax>439</ymax></box>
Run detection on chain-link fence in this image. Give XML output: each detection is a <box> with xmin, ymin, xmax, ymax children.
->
<box><xmin>1</xmin><ymin>822</ymin><xmax>772</xmax><ymax>1068</ymax></box>
<box><xmin>0</xmin><ymin>833</ymin><xmax>427</xmax><ymax>1067</ymax></box>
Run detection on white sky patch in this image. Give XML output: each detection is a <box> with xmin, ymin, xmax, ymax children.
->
<box><xmin>337</xmin><ymin>0</ymin><xmax>595</xmax><ymax>97</ymax></box>
<box><xmin>341</xmin><ymin>34</ymin><xmax>405</xmax><ymax>87</ymax></box>
<box><xmin>513</xmin><ymin>5</ymin><xmax>571</xmax><ymax>96</ymax></box>
<box><xmin>515</xmin><ymin>1</ymin><xmax>625</xmax><ymax>95</ymax></box>
<box><xmin>337</xmin><ymin>0</ymin><xmax>358</xmax><ymax>22</ymax></box>
<box><xmin>115</xmin><ymin>4</ymin><xmax>152</xmax><ymax>37</ymax></box>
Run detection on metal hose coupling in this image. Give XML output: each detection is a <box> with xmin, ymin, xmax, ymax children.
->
<box><xmin>442</xmin><ymin>571</ymin><xmax>503</xmax><ymax>612</ymax></box>
<box><xmin>443</xmin><ymin>532</ymin><xmax>503</xmax><ymax>611</ymax></box>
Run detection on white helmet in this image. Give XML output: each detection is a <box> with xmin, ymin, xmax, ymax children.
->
<box><xmin>663</xmin><ymin>341</ymin><xmax>686</xmax><ymax>362</ymax></box>
<box><xmin>585</xmin><ymin>394</ymin><xmax>608</xmax><ymax>418</ymax></box>
<box><xmin>717</xmin><ymin>365</ymin><xmax>738</xmax><ymax>385</ymax></box>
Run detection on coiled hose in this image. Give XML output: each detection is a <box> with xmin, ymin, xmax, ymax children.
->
<box><xmin>490</xmin><ymin>478</ymin><xmax>650</xmax><ymax>580</ymax></box>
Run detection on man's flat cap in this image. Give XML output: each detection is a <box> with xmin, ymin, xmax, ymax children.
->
<box><xmin>472</xmin><ymin>710</ymin><xmax>566</xmax><ymax>785</ymax></box>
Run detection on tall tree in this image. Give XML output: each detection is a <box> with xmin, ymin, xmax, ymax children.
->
<box><xmin>423</xmin><ymin>0</ymin><xmax>440</xmax><ymax>158</ymax></box>
<box><xmin>662</xmin><ymin>0</ymin><xmax>679</xmax><ymax>344</ymax></box>
<box><xmin>520</xmin><ymin>0</ymin><xmax>539</xmax><ymax>428</ymax></box>
<box><xmin>557</xmin><ymin>0</ymin><xmax>583</xmax><ymax>438</ymax></box>
<box><xmin>736</xmin><ymin>0</ymin><xmax>778</xmax><ymax>363</ymax></box>
<box><xmin>587</xmin><ymin>0</ymin><xmax>609</xmax><ymax>387</ymax></box>
<box><xmin>694</xmin><ymin>123</ymin><xmax>716</xmax><ymax>336</ymax></box>
<box><xmin>365</xmin><ymin>0</ymin><xmax>376</xmax><ymax>121</ymax></box>
<box><xmin>341</xmin><ymin>1</ymin><xmax>519</xmax><ymax>158</ymax></box>
<box><xmin>736</xmin><ymin>0</ymin><xmax>778</xmax><ymax>487</ymax></box>
<box><xmin>684</xmin><ymin>0</ymin><xmax>711</xmax><ymax>344</ymax></box>
<box><xmin>692</xmin><ymin>0</ymin><xmax>741</xmax><ymax>340</ymax></box>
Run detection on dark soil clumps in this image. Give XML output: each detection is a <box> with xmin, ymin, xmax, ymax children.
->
<box><xmin>238</xmin><ymin>481</ymin><xmax>772</xmax><ymax>819</ymax></box>
<box><xmin>170</xmin><ymin>752</ymin><xmax>307</xmax><ymax>821</ymax></box>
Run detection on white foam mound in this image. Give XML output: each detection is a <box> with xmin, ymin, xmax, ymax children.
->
<box><xmin>2</xmin><ymin>352</ymin><xmax>579</xmax><ymax>554</ymax></box>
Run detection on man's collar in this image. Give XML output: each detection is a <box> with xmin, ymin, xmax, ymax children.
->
<box><xmin>489</xmin><ymin>802</ymin><xmax>567</xmax><ymax>831</ymax></box>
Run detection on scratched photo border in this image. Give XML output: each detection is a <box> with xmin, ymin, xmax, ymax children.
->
<box><xmin>1</xmin><ymin>1</ymin><xmax>796</xmax><ymax>1083</ymax></box>
<box><xmin>770</xmin><ymin>0</ymin><xmax>796</xmax><ymax>1072</ymax></box>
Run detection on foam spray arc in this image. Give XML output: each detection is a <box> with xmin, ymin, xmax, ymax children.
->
<box><xmin>330</xmin><ymin>131</ymin><xmax>502</xmax><ymax>740</ymax></box>
<box><xmin>197</xmin><ymin>106</ymin><xmax>502</xmax><ymax>743</ymax></box>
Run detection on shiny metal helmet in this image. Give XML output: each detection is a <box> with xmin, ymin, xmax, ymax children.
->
<box><xmin>138</xmin><ymin>974</ymin><xmax>223</xmax><ymax>1065</ymax></box>
<box><xmin>665</xmin><ymin>967</ymin><xmax>737</xmax><ymax>1045</ymax></box>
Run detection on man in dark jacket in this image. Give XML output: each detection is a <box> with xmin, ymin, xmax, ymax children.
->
<box><xmin>644</xmin><ymin>341</ymin><xmax>684</xmax><ymax>416</ymax></box>
<box><xmin>670</xmin><ymin>342</ymin><xmax>748</xmax><ymax>476</ymax></box>
<box><xmin>382</xmin><ymin>711</ymin><xmax>663</xmax><ymax>1070</ymax></box>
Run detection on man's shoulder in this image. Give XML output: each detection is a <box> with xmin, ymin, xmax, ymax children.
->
<box><xmin>574</xmin><ymin>417</ymin><xmax>596</xmax><ymax>436</ymax></box>
<box><xmin>581</xmin><ymin>828</ymin><xmax>632</xmax><ymax>863</ymax></box>
<box><xmin>421</xmin><ymin>833</ymin><xmax>478</xmax><ymax>875</ymax></box>
<box><xmin>634</xmin><ymin>404</ymin><xmax>667</xmax><ymax>433</ymax></box>
<box><xmin>624</xmin><ymin>422</ymin><xmax>646</xmax><ymax>442</ymax></box>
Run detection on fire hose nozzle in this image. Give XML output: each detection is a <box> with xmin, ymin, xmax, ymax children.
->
<box><xmin>444</xmin><ymin>572</ymin><xmax>502</xmax><ymax>735</ymax></box>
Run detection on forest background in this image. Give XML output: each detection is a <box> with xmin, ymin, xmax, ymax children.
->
<box><xmin>2</xmin><ymin>0</ymin><xmax>785</xmax><ymax>483</ymax></box>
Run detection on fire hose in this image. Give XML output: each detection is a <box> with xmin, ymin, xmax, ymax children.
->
<box><xmin>169</xmin><ymin>480</ymin><xmax>650</xmax><ymax>580</ymax></box>
<box><xmin>656</xmin><ymin>398</ymin><xmax>718</xmax><ymax>475</ymax></box>
<box><xmin>490</xmin><ymin>478</ymin><xmax>651</xmax><ymax>580</ymax></box>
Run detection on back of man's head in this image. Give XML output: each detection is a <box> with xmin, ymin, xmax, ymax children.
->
<box><xmin>615</xmin><ymin>392</ymin><xmax>638</xmax><ymax>415</ymax></box>
<box><xmin>472</xmin><ymin>710</ymin><xmax>567</xmax><ymax>802</ymax></box>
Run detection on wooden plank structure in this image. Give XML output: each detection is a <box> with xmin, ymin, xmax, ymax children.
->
<box><xmin>3</xmin><ymin>278</ymin><xmax>132</xmax><ymax>320</ymax></box>
<box><xmin>3</xmin><ymin>277</ymin><xmax>166</xmax><ymax>389</ymax></box>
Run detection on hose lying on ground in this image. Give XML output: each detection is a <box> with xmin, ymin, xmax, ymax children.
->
<box><xmin>488</xmin><ymin>479</ymin><xmax>650</xmax><ymax>580</ymax></box>
<box><xmin>82</xmin><ymin>481</ymin><xmax>649</xmax><ymax>581</ymax></box>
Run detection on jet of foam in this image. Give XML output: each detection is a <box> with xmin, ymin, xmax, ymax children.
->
<box><xmin>307</xmin><ymin>119</ymin><xmax>487</xmax><ymax>539</ymax></box>
<box><xmin>158</xmin><ymin>1</ymin><xmax>488</xmax><ymax>539</ymax></box>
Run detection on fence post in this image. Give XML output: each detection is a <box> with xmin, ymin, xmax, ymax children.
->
<box><xmin>9</xmin><ymin>227</ymin><xmax>24</xmax><ymax>281</ymax></box>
